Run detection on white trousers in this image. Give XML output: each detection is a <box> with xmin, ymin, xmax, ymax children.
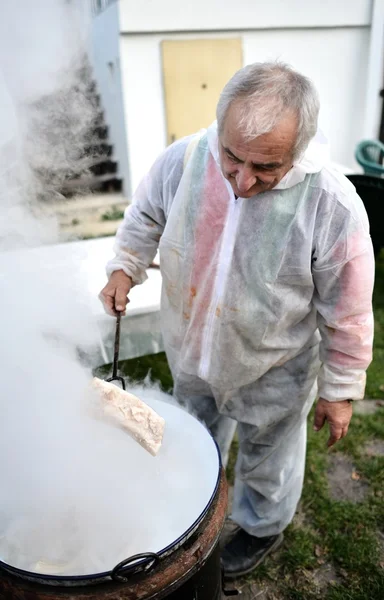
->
<box><xmin>173</xmin><ymin>343</ymin><xmax>320</xmax><ymax>536</ymax></box>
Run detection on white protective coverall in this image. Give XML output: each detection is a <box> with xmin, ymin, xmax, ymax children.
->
<box><xmin>107</xmin><ymin>122</ymin><xmax>374</xmax><ymax>536</ymax></box>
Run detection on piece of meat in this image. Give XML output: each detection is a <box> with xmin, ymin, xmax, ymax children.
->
<box><xmin>34</xmin><ymin>560</ymin><xmax>74</xmax><ymax>575</ymax></box>
<box><xmin>91</xmin><ymin>378</ymin><xmax>165</xmax><ymax>456</ymax></box>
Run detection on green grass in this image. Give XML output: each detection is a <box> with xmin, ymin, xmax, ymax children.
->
<box><xmin>100</xmin><ymin>205</ymin><xmax>125</xmax><ymax>222</ymax></box>
<box><xmin>95</xmin><ymin>352</ymin><xmax>173</xmax><ymax>392</ymax></box>
<box><xmin>243</xmin><ymin>407</ymin><xmax>384</xmax><ymax>599</ymax></box>
<box><xmin>98</xmin><ymin>254</ymin><xmax>384</xmax><ymax>599</ymax></box>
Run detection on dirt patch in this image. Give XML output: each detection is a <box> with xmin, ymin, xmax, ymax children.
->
<box><xmin>291</xmin><ymin>504</ymin><xmax>320</xmax><ymax>542</ymax></box>
<box><xmin>292</xmin><ymin>502</ymin><xmax>307</xmax><ymax>528</ymax></box>
<box><xmin>223</xmin><ymin>580</ymin><xmax>283</xmax><ymax>600</ymax></box>
<box><xmin>364</xmin><ymin>440</ymin><xmax>384</xmax><ymax>457</ymax></box>
<box><xmin>292</xmin><ymin>502</ymin><xmax>317</xmax><ymax>531</ymax></box>
<box><xmin>312</xmin><ymin>563</ymin><xmax>341</xmax><ymax>592</ymax></box>
<box><xmin>327</xmin><ymin>453</ymin><xmax>369</xmax><ymax>503</ymax></box>
<box><xmin>353</xmin><ymin>399</ymin><xmax>383</xmax><ymax>415</ymax></box>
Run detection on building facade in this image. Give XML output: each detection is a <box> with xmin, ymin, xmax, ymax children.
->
<box><xmin>89</xmin><ymin>0</ymin><xmax>384</xmax><ymax>196</ymax></box>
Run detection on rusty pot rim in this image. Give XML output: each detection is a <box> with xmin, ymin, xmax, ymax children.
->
<box><xmin>0</xmin><ymin>442</ymin><xmax>222</xmax><ymax>587</ymax></box>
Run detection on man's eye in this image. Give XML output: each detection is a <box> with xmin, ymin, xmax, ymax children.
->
<box><xmin>227</xmin><ymin>153</ymin><xmax>239</xmax><ymax>163</ymax></box>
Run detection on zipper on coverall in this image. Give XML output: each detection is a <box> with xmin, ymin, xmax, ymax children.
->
<box><xmin>199</xmin><ymin>193</ymin><xmax>242</xmax><ymax>380</ymax></box>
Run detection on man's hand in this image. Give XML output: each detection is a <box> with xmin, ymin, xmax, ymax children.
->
<box><xmin>99</xmin><ymin>270</ymin><xmax>132</xmax><ymax>316</ymax></box>
<box><xmin>313</xmin><ymin>398</ymin><xmax>353</xmax><ymax>448</ymax></box>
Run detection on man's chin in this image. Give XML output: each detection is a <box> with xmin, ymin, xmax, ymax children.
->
<box><xmin>227</xmin><ymin>178</ymin><xmax>263</xmax><ymax>198</ymax></box>
<box><xmin>235</xmin><ymin>188</ymin><xmax>262</xmax><ymax>199</ymax></box>
<box><xmin>240</xmin><ymin>190</ymin><xmax>259</xmax><ymax>198</ymax></box>
<box><xmin>230</xmin><ymin>185</ymin><xmax>253</xmax><ymax>198</ymax></box>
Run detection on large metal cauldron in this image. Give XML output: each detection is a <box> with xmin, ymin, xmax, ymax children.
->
<box><xmin>0</xmin><ymin>470</ymin><xmax>228</xmax><ymax>599</ymax></box>
<box><xmin>0</xmin><ymin>394</ymin><xmax>234</xmax><ymax>599</ymax></box>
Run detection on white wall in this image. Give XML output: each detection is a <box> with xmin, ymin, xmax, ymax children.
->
<box><xmin>90</xmin><ymin>1</ymin><xmax>130</xmax><ymax>195</ymax></box>
<box><xmin>120</xmin><ymin>27</ymin><xmax>371</xmax><ymax>192</ymax></box>
<box><xmin>119</xmin><ymin>0</ymin><xmax>372</xmax><ymax>32</ymax></box>
<box><xmin>242</xmin><ymin>27</ymin><xmax>371</xmax><ymax>169</ymax></box>
<box><xmin>119</xmin><ymin>34</ymin><xmax>168</xmax><ymax>193</ymax></box>
<box><xmin>364</xmin><ymin>0</ymin><xmax>384</xmax><ymax>138</ymax></box>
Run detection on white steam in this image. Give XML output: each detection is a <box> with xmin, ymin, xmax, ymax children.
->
<box><xmin>0</xmin><ymin>0</ymin><xmax>219</xmax><ymax>577</ymax></box>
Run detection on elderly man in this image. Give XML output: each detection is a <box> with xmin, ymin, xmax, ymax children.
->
<box><xmin>100</xmin><ymin>62</ymin><xmax>374</xmax><ymax>577</ymax></box>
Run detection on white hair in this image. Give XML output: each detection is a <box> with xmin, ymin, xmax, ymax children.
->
<box><xmin>216</xmin><ymin>61</ymin><xmax>320</xmax><ymax>160</ymax></box>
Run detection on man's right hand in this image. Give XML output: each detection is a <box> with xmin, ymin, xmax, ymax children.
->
<box><xmin>99</xmin><ymin>270</ymin><xmax>133</xmax><ymax>316</ymax></box>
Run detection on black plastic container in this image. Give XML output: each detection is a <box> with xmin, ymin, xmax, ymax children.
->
<box><xmin>346</xmin><ymin>174</ymin><xmax>384</xmax><ymax>256</ymax></box>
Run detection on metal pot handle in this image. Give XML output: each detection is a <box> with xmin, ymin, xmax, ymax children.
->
<box><xmin>111</xmin><ymin>552</ymin><xmax>160</xmax><ymax>583</ymax></box>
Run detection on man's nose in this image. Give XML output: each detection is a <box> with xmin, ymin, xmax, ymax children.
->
<box><xmin>236</xmin><ymin>167</ymin><xmax>256</xmax><ymax>193</ymax></box>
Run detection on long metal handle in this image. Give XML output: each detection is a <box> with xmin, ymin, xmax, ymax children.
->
<box><xmin>111</xmin><ymin>312</ymin><xmax>121</xmax><ymax>378</ymax></box>
<box><xmin>106</xmin><ymin>312</ymin><xmax>126</xmax><ymax>390</ymax></box>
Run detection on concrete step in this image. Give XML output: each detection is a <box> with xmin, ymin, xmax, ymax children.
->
<box><xmin>42</xmin><ymin>193</ymin><xmax>128</xmax><ymax>240</ymax></box>
<box><xmin>89</xmin><ymin>159</ymin><xmax>118</xmax><ymax>177</ymax></box>
<box><xmin>60</xmin><ymin>173</ymin><xmax>122</xmax><ymax>196</ymax></box>
<box><xmin>92</xmin><ymin>125</ymin><xmax>109</xmax><ymax>140</ymax></box>
<box><xmin>84</xmin><ymin>142</ymin><xmax>113</xmax><ymax>158</ymax></box>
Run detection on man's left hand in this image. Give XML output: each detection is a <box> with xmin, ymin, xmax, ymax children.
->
<box><xmin>313</xmin><ymin>398</ymin><xmax>353</xmax><ymax>447</ymax></box>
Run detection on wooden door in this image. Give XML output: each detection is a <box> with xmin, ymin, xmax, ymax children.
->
<box><xmin>162</xmin><ymin>38</ymin><xmax>243</xmax><ymax>145</ymax></box>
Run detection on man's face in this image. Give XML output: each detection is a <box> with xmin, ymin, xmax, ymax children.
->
<box><xmin>218</xmin><ymin>103</ymin><xmax>297</xmax><ymax>198</ymax></box>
